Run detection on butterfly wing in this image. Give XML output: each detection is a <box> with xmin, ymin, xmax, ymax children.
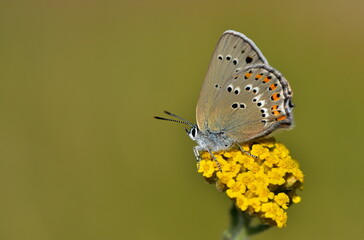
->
<box><xmin>196</xmin><ymin>30</ymin><xmax>268</xmax><ymax>132</ymax></box>
<box><xmin>215</xmin><ymin>65</ymin><xmax>294</xmax><ymax>143</ymax></box>
<box><xmin>196</xmin><ymin>30</ymin><xmax>294</xmax><ymax>143</ymax></box>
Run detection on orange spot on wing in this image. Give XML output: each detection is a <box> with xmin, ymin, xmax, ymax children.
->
<box><xmin>272</xmin><ymin>110</ymin><xmax>281</xmax><ymax>116</ymax></box>
<box><xmin>271</xmin><ymin>105</ymin><xmax>278</xmax><ymax>110</ymax></box>
<box><xmin>255</xmin><ymin>74</ymin><xmax>263</xmax><ymax>80</ymax></box>
<box><xmin>271</xmin><ymin>93</ymin><xmax>281</xmax><ymax>101</ymax></box>
<box><xmin>269</xmin><ymin>83</ymin><xmax>277</xmax><ymax>90</ymax></box>
<box><xmin>277</xmin><ymin>116</ymin><xmax>287</xmax><ymax>121</ymax></box>
<box><xmin>263</xmin><ymin>76</ymin><xmax>271</xmax><ymax>83</ymax></box>
<box><xmin>244</xmin><ymin>72</ymin><xmax>252</xmax><ymax>79</ymax></box>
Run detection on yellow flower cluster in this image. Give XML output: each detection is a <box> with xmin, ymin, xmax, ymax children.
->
<box><xmin>197</xmin><ymin>138</ymin><xmax>304</xmax><ymax>228</ymax></box>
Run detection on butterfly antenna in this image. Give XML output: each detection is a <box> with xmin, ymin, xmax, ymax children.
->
<box><xmin>163</xmin><ymin>111</ymin><xmax>194</xmax><ymax>126</ymax></box>
<box><xmin>154</xmin><ymin>116</ymin><xmax>192</xmax><ymax>126</ymax></box>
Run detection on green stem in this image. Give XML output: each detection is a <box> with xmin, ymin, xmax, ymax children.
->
<box><xmin>223</xmin><ymin>205</ymin><xmax>250</xmax><ymax>240</ymax></box>
<box><xmin>222</xmin><ymin>204</ymin><xmax>271</xmax><ymax>240</ymax></box>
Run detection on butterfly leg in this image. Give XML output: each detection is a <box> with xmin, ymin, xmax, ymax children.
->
<box><xmin>193</xmin><ymin>146</ymin><xmax>201</xmax><ymax>161</ymax></box>
<box><xmin>193</xmin><ymin>146</ymin><xmax>222</xmax><ymax>171</ymax></box>
<box><xmin>207</xmin><ymin>149</ymin><xmax>222</xmax><ymax>171</ymax></box>
<box><xmin>193</xmin><ymin>146</ymin><xmax>203</xmax><ymax>170</ymax></box>
<box><xmin>237</xmin><ymin>143</ymin><xmax>258</xmax><ymax>159</ymax></box>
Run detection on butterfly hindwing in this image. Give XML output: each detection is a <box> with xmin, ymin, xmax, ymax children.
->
<box><xmin>212</xmin><ymin>65</ymin><xmax>293</xmax><ymax>143</ymax></box>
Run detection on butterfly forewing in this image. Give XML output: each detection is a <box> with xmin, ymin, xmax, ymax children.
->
<box><xmin>196</xmin><ymin>30</ymin><xmax>268</xmax><ymax>132</ymax></box>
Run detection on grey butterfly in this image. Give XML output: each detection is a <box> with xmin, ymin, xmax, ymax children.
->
<box><xmin>156</xmin><ymin>30</ymin><xmax>294</xmax><ymax>161</ymax></box>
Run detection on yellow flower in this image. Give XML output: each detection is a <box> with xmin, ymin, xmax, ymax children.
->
<box><xmin>236</xmin><ymin>153</ymin><xmax>254</xmax><ymax>167</ymax></box>
<box><xmin>222</xmin><ymin>151</ymin><xmax>234</xmax><ymax>158</ymax></box>
<box><xmin>251</xmin><ymin>144</ymin><xmax>270</xmax><ymax>160</ymax></box>
<box><xmin>255</xmin><ymin>168</ymin><xmax>270</xmax><ymax>187</ymax></box>
<box><xmin>273</xmin><ymin>143</ymin><xmax>289</xmax><ymax>158</ymax></box>
<box><xmin>226</xmin><ymin>179</ymin><xmax>246</xmax><ymax>198</ymax></box>
<box><xmin>292</xmin><ymin>196</ymin><xmax>301</xmax><ymax>204</ymax></box>
<box><xmin>261</xmin><ymin>202</ymin><xmax>280</xmax><ymax>220</ymax></box>
<box><xmin>212</xmin><ymin>154</ymin><xmax>228</xmax><ymax>170</ymax></box>
<box><xmin>275</xmin><ymin>209</ymin><xmax>288</xmax><ymax>228</ymax></box>
<box><xmin>236</xmin><ymin>172</ymin><xmax>255</xmax><ymax>185</ymax></box>
<box><xmin>268</xmin><ymin>168</ymin><xmax>286</xmax><ymax>185</ymax></box>
<box><xmin>292</xmin><ymin>168</ymin><xmax>304</xmax><ymax>182</ymax></box>
<box><xmin>217</xmin><ymin>171</ymin><xmax>235</xmax><ymax>185</ymax></box>
<box><xmin>196</xmin><ymin>138</ymin><xmax>304</xmax><ymax>228</ymax></box>
<box><xmin>277</xmin><ymin>158</ymin><xmax>297</xmax><ymax>172</ymax></box>
<box><xmin>264</xmin><ymin>155</ymin><xmax>280</xmax><ymax>168</ymax></box>
<box><xmin>201</xmin><ymin>152</ymin><xmax>212</xmax><ymax>160</ymax></box>
<box><xmin>236</xmin><ymin>195</ymin><xmax>249</xmax><ymax>211</ymax></box>
<box><xmin>197</xmin><ymin>160</ymin><xmax>215</xmax><ymax>178</ymax></box>
<box><xmin>274</xmin><ymin>193</ymin><xmax>290</xmax><ymax>209</ymax></box>
<box><xmin>222</xmin><ymin>160</ymin><xmax>241</xmax><ymax>176</ymax></box>
<box><xmin>258</xmin><ymin>138</ymin><xmax>275</xmax><ymax>148</ymax></box>
<box><xmin>248</xmin><ymin>197</ymin><xmax>262</xmax><ymax>212</ymax></box>
<box><xmin>256</xmin><ymin>186</ymin><xmax>275</xmax><ymax>202</ymax></box>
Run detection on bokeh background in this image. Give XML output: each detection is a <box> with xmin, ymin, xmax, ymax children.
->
<box><xmin>0</xmin><ymin>0</ymin><xmax>363</xmax><ymax>239</ymax></box>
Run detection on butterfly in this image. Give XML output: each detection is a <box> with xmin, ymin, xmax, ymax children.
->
<box><xmin>156</xmin><ymin>30</ymin><xmax>294</xmax><ymax>161</ymax></box>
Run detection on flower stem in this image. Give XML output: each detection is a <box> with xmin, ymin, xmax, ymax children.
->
<box><xmin>223</xmin><ymin>204</ymin><xmax>271</xmax><ymax>240</ymax></box>
<box><xmin>223</xmin><ymin>205</ymin><xmax>250</xmax><ymax>240</ymax></box>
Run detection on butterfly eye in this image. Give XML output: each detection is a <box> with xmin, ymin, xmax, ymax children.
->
<box><xmin>189</xmin><ymin>127</ymin><xmax>198</xmax><ymax>140</ymax></box>
<box><xmin>191</xmin><ymin>128</ymin><xmax>196</xmax><ymax>137</ymax></box>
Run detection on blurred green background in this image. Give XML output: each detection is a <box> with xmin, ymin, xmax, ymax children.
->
<box><xmin>0</xmin><ymin>0</ymin><xmax>363</xmax><ymax>239</ymax></box>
